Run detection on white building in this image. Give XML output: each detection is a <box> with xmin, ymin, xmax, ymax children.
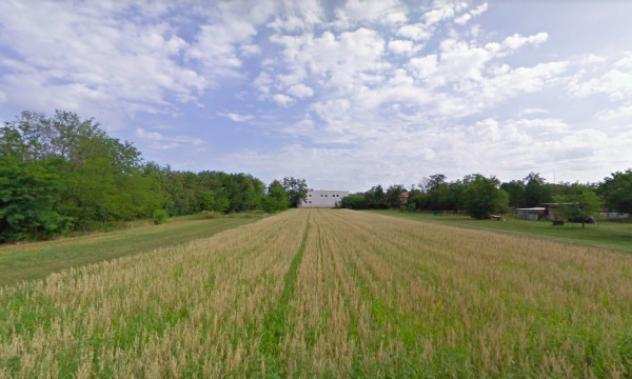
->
<box><xmin>299</xmin><ymin>189</ymin><xmax>349</xmax><ymax>208</ymax></box>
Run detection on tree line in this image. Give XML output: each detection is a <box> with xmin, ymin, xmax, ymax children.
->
<box><xmin>0</xmin><ymin>111</ymin><xmax>308</xmax><ymax>242</ymax></box>
<box><xmin>341</xmin><ymin>171</ymin><xmax>632</xmax><ymax>221</ymax></box>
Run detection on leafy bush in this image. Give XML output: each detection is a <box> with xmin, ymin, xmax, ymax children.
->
<box><xmin>152</xmin><ymin>209</ymin><xmax>168</xmax><ymax>225</ymax></box>
<box><xmin>340</xmin><ymin>194</ymin><xmax>369</xmax><ymax>209</ymax></box>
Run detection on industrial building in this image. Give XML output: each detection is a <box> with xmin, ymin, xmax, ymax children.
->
<box><xmin>299</xmin><ymin>189</ymin><xmax>349</xmax><ymax>208</ymax></box>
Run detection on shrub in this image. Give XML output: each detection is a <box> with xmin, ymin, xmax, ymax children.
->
<box><xmin>152</xmin><ymin>209</ymin><xmax>169</xmax><ymax>225</ymax></box>
<box><xmin>340</xmin><ymin>194</ymin><xmax>369</xmax><ymax>209</ymax></box>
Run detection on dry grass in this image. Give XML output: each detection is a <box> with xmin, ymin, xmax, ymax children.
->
<box><xmin>1</xmin><ymin>209</ymin><xmax>631</xmax><ymax>377</ymax></box>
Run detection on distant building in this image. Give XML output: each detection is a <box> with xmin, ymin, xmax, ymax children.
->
<box><xmin>600</xmin><ymin>211</ymin><xmax>630</xmax><ymax>220</ymax></box>
<box><xmin>515</xmin><ymin>207</ymin><xmax>546</xmax><ymax>221</ymax></box>
<box><xmin>516</xmin><ymin>203</ymin><xmax>583</xmax><ymax>221</ymax></box>
<box><xmin>399</xmin><ymin>191</ymin><xmax>410</xmax><ymax>206</ymax></box>
<box><xmin>540</xmin><ymin>202</ymin><xmax>574</xmax><ymax>221</ymax></box>
<box><xmin>299</xmin><ymin>189</ymin><xmax>349</xmax><ymax>208</ymax></box>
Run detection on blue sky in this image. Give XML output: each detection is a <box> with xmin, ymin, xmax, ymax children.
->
<box><xmin>1</xmin><ymin>0</ymin><xmax>631</xmax><ymax>191</ymax></box>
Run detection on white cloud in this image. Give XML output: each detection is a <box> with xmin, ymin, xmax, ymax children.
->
<box><xmin>1</xmin><ymin>1</ymin><xmax>630</xmax><ymax>189</ymax></box>
<box><xmin>219</xmin><ymin>112</ymin><xmax>254</xmax><ymax>122</ymax></box>
<box><xmin>422</xmin><ymin>2</ymin><xmax>464</xmax><ymax>26</ymax></box>
<box><xmin>388</xmin><ymin>40</ymin><xmax>417</xmax><ymax>55</ymax></box>
<box><xmin>136</xmin><ymin>128</ymin><xmax>206</xmax><ymax>150</ymax></box>
<box><xmin>240</xmin><ymin>44</ymin><xmax>261</xmax><ymax>56</ymax></box>
<box><xmin>397</xmin><ymin>23</ymin><xmax>432</xmax><ymax>41</ymax></box>
<box><xmin>471</xmin><ymin>3</ymin><xmax>489</xmax><ymax>17</ymax></box>
<box><xmin>520</xmin><ymin>108</ymin><xmax>549</xmax><ymax>116</ymax></box>
<box><xmin>385</xmin><ymin>11</ymin><xmax>408</xmax><ymax>25</ymax></box>
<box><xmin>0</xmin><ymin>1</ymin><xmax>209</xmax><ymax>126</ymax></box>
<box><xmin>454</xmin><ymin>14</ymin><xmax>472</xmax><ymax>25</ymax></box>
<box><xmin>595</xmin><ymin>104</ymin><xmax>632</xmax><ymax>121</ymax></box>
<box><xmin>478</xmin><ymin>61</ymin><xmax>569</xmax><ymax>104</ymax></box>
<box><xmin>454</xmin><ymin>2</ymin><xmax>489</xmax><ymax>25</ymax></box>
<box><xmin>273</xmin><ymin>94</ymin><xmax>294</xmax><ymax>107</ymax></box>
<box><xmin>266</xmin><ymin>0</ymin><xmax>324</xmax><ymax>32</ymax></box>
<box><xmin>569</xmin><ymin>60</ymin><xmax>632</xmax><ymax>101</ymax></box>
<box><xmin>254</xmin><ymin>72</ymin><xmax>273</xmax><ymax>94</ymax></box>
<box><xmin>287</xmin><ymin>83</ymin><xmax>314</xmax><ymax>98</ymax></box>
<box><xmin>187</xmin><ymin>20</ymin><xmax>257</xmax><ymax>75</ymax></box>
<box><xmin>283</xmin><ymin>117</ymin><xmax>316</xmax><ymax>136</ymax></box>
<box><xmin>334</xmin><ymin>0</ymin><xmax>404</xmax><ymax>28</ymax></box>
<box><xmin>408</xmin><ymin>55</ymin><xmax>438</xmax><ymax>78</ymax></box>
<box><xmin>269</xmin><ymin>27</ymin><xmax>387</xmax><ymax>93</ymax></box>
<box><xmin>502</xmin><ymin>32</ymin><xmax>548</xmax><ymax>50</ymax></box>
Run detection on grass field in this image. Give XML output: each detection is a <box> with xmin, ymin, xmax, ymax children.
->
<box><xmin>1</xmin><ymin>209</ymin><xmax>631</xmax><ymax>377</ymax></box>
<box><xmin>373</xmin><ymin>210</ymin><xmax>632</xmax><ymax>253</ymax></box>
<box><xmin>0</xmin><ymin>213</ymin><xmax>265</xmax><ymax>287</ymax></box>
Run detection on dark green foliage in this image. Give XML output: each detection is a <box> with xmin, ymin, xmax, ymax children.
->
<box><xmin>385</xmin><ymin>184</ymin><xmax>407</xmax><ymax>208</ymax></box>
<box><xmin>340</xmin><ymin>194</ymin><xmax>369</xmax><ymax>209</ymax></box>
<box><xmin>600</xmin><ymin>170</ymin><xmax>632</xmax><ymax>213</ymax></box>
<box><xmin>0</xmin><ymin>158</ymin><xmax>71</xmax><ymax>242</ymax></box>
<box><xmin>0</xmin><ymin>110</ymin><xmax>275</xmax><ymax>242</ymax></box>
<box><xmin>555</xmin><ymin>186</ymin><xmax>602</xmax><ymax>226</ymax></box>
<box><xmin>463</xmin><ymin>175</ymin><xmax>508</xmax><ymax>219</ymax></box>
<box><xmin>523</xmin><ymin>172</ymin><xmax>552</xmax><ymax>207</ymax></box>
<box><xmin>282</xmin><ymin>177</ymin><xmax>308</xmax><ymax>207</ymax></box>
<box><xmin>339</xmin><ymin>170</ymin><xmax>626</xmax><ymax>223</ymax></box>
<box><xmin>365</xmin><ymin>185</ymin><xmax>388</xmax><ymax>208</ymax></box>
<box><xmin>501</xmin><ymin>180</ymin><xmax>526</xmax><ymax>208</ymax></box>
<box><xmin>263</xmin><ymin>180</ymin><xmax>290</xmax><ymax>213</ymax></box>
<box><xmin>1</xmin><ymin>110</ymin><xmax>165</xmax><ymax>232</ymax></box>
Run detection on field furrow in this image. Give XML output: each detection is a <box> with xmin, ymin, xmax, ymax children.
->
<box><xmin>1</xmin><ymin>209</ymin><xmax>631</xmax><ymax>377</ymax></box>
<box><xmin>0</xmin><ymin>210</ymin><xmax>309</xmax><ymax>377</ymax></box>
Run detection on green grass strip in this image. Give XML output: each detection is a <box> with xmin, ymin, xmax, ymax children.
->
<box><xmin>259</xmin><ymin>215</ymin><xmax>311</xmax><ymax>377</ymax></box>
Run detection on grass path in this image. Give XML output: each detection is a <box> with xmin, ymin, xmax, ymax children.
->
<box><xmin>0</xmin><ymin>213</ymin><xmax>265</xmax><ymax>286</ymax></box>
<box><xmin>259</xmin><ymin>212</ymin><xmax>311</xmax><ymax>376</ymax></box>
<box><xmin>371</xmin><ymin>209</ymin><xmax>632</xmax><ymax>253</ymax></box>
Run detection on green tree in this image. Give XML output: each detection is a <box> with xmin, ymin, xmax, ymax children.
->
<box><xmin>282</xmin><ymin>177</ymin><xmax>308</xmax><ymax>207</ymax></box>
<box><xmin>365</xmin><ymin>185</ymin><xmax>387</xmax><ymax>209</ymax></box>
<box><xmin>385</xmin><ymin>185</ymin><xmax>407</xmax><ymax>209</ymax></box>
<box><xmin>426</xmin><ymin>174</ymin><xmax>450</xmax><ymax>211</ymax></box>
<box><xmin>501</xmin><ymin>180</ymin><xmax>526</xmax><ymax>208</ymax></box>
<box><xmin>556</xmin><ymin>186</ymin><xmax>602</xmax><ymax>227</ymax></box>
<box><xmin>463</xmin><ymin>175</ymin><xmax>509</xmax><ymax>219</ymax></box>
<box><xmin>263</xmin><ymin>180</ymin><xmax>290</xmax><ymax>213</ymax></box>
<box><xmin>599</xmin><ymin>170</ymin><xmax>632</xmax><ymax>214</ymax></box>
<box><xmin>0</xmin><ymin>158</ymin><xmax>71</xmax><ymax>242</ymax></box>
<box><xmin>523</xmin><ymin>172</ymin><xmax>552</xmax><ymax>207</ymax></box>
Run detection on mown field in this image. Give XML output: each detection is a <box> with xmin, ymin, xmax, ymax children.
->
<box><xmin>0</xmin><ymin>213</ymin><xmax>265</xmax><ymax>286</ymax></box>
<box><xmin>1</xmin><ymin>209</ymin><xmax>631</xmax><ymax>377</ymax></box>
<box><xmin>374</xmin><ymin>209</ymin><xmax>632</xmax><ymax>253</ymax></box>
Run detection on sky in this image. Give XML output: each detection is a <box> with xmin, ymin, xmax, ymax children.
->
<box><xmin>1</xmin><ymin>0</ymin><xmax>631</xmax><ymax>191</ymax></box>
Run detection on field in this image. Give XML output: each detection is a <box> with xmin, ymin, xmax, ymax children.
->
<box><xmin>1</xmin><ymin>209</ymin><xmax>631</xmax><ymax>377</ymax></box>
<box><xmin>0</xmin><ymin>213</ymin><xmax>265</xmax><ymax>286</ymax></box>
<box><xmin>374</xmin><ymin>210</ymin><xmax>632</xmax><ymax>253</ymax></box>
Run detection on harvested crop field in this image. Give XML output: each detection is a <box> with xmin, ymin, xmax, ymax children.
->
<box><xmin>1</xmin><ymin>209</ymin><xmax>631</xmax><ymax>377</ymax></box>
